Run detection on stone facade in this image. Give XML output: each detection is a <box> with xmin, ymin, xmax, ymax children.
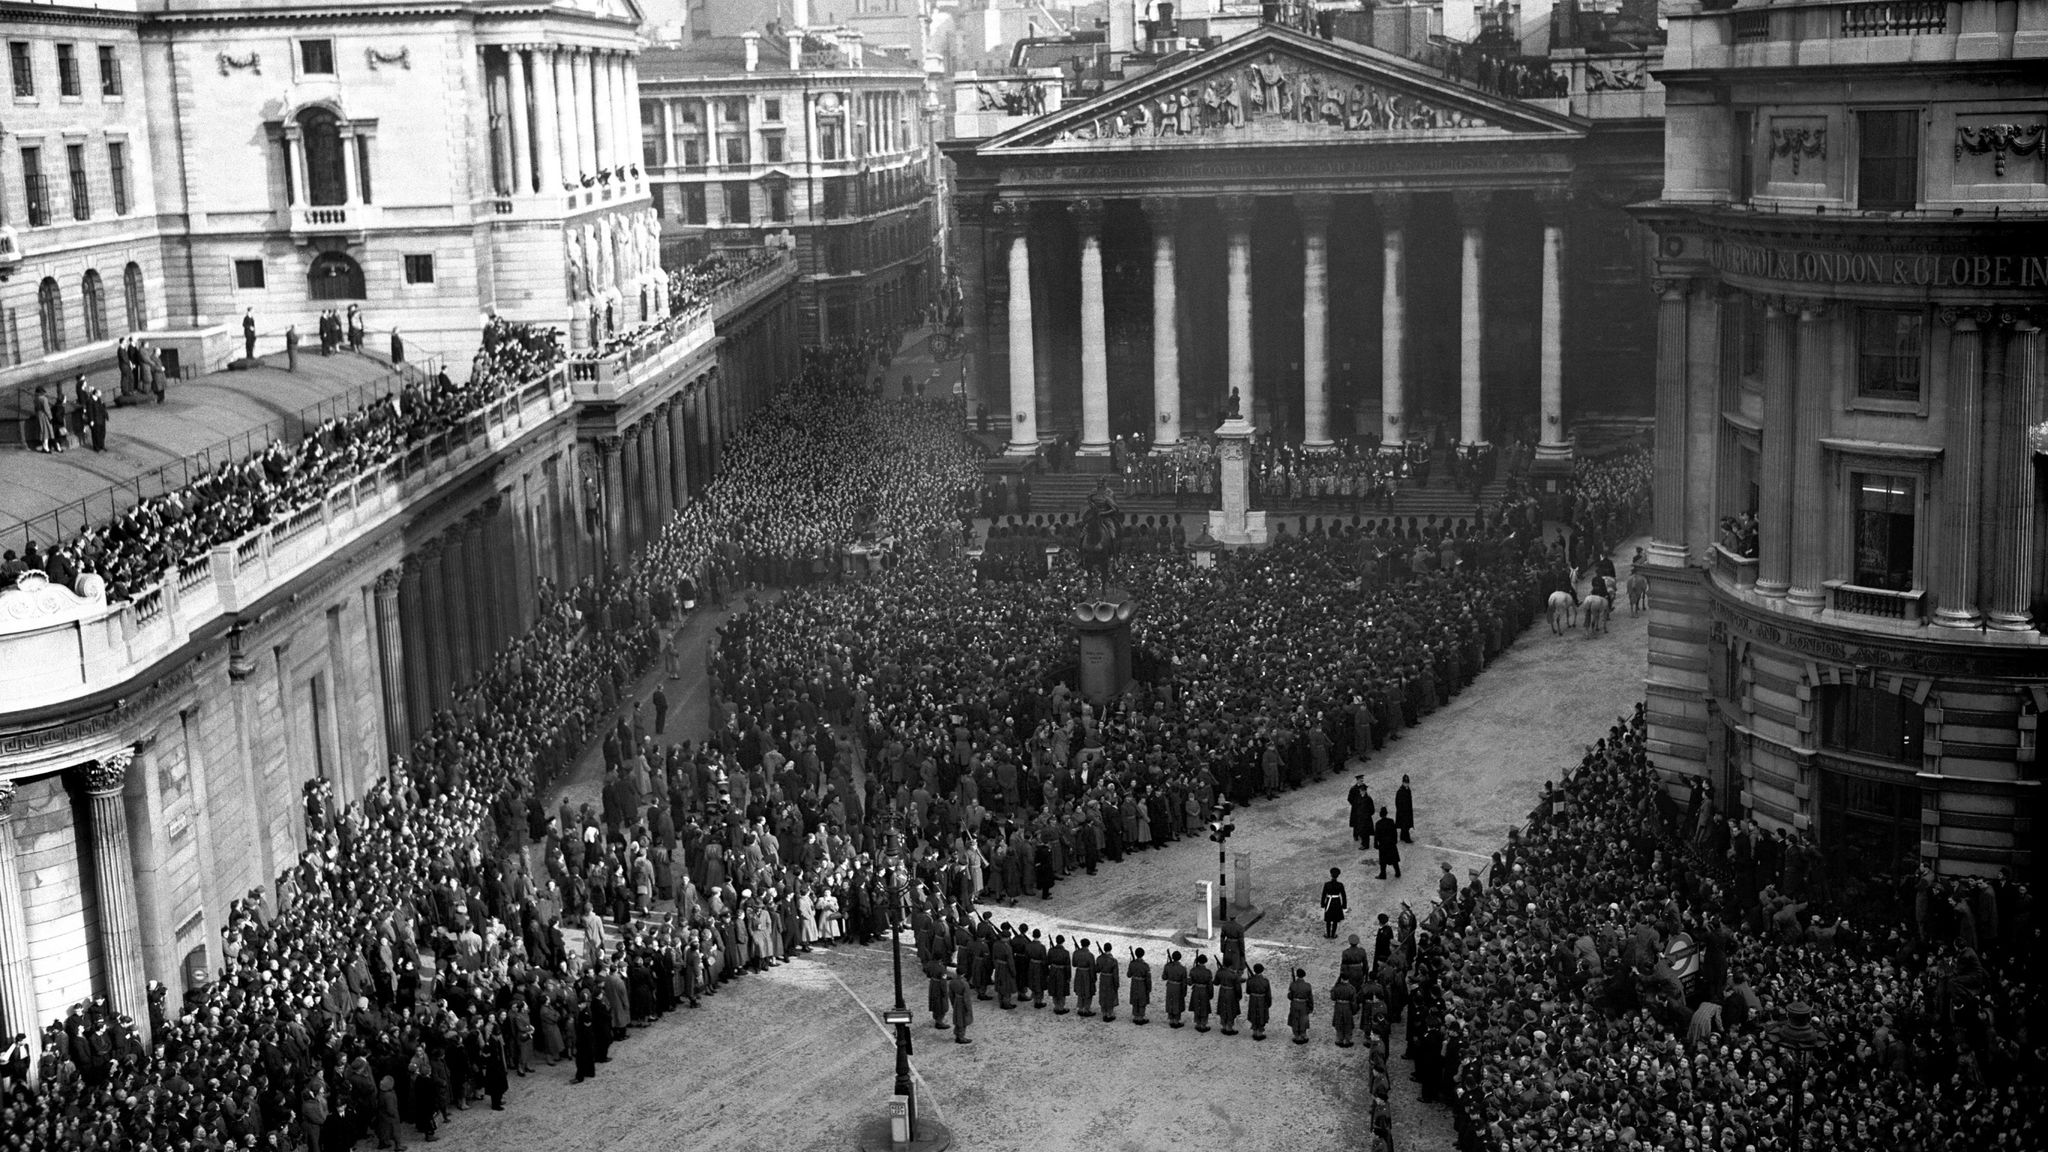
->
<box><xmin>1634</xmin><ymin>0</ymin><xmax>2047</xmax><ymax>882</ymax></box>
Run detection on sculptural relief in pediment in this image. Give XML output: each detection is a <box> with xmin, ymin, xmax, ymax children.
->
<box><xmin>1050</xmin><ymin>51</ymin><xmax>1495</xmax><ymax>146</ymax></box>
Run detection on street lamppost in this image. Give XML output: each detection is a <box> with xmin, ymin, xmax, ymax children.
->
<box><xmin>882</xmin><ymin>822</ymin><xmax>918</xmax><ymax>1140</ymax></box>
<box><xmin>1769</xmin><ymin>1001</ymin><xmax>1826</xmax><ymax>1152</ymax></box>
<box><xmin>1206</xmin><ymin>801</ymin><xmax>1236</xmax><ymax>928</ymax></box>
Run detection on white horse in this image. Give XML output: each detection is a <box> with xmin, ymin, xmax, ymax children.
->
<box><xmin>1582</xmin><ymin>593</ymin><xmax>1611</xmax><ymax>635</ymax></box>
<box><xmin>1627</xmin><ymin>571</ymin><xmax>1649</xmax><ymax>617</ymax></box>
<box><xmin>1547</xmin><ymin>590</ymin><xmax>1577</xmax><ymax>634</ymax></box>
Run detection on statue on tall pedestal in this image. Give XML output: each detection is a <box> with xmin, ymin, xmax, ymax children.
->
<box><xmin>1077</xmin><ymin>477</ymin><xmax>1123</xmax><ymax>585</ymax></box>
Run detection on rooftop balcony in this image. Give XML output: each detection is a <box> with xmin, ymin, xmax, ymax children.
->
<box><xmin>566</xmin><ymin>251</ymin><xmax>796</xmax><ymax>403</ymax></box>
<box><xmin>1666</xmin><ymin>0</ymin><xmax>2048</xmax><ymax>71</ymax></box>
<box><xmin>0</xmin><ymin>370</ymin><xmax>574</xmax><ymax>715</ymax></box>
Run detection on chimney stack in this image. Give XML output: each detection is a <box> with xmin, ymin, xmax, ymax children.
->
<box><xmin>788</xmin><ymin>29</ymin><xmax>804</xmax><ymax>70</ymax></box>
<box><xmin>845</xmin><ymin>29</ymin><xmax>864</xmax><ymax>68</ymax></box>
<box><xmin>743</xmin><ymin>29</ymin><xmax>760</xmax><ymax>71</ymax></box>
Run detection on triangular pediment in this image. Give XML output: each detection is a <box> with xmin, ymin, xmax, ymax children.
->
<box><xmin>981</xmin><ymin>24</ymin><xmax>1583</xmax><ymax>153</ymax></box>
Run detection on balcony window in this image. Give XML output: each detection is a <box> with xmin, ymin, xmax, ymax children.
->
<box><xmin>1856</xmin><ymin>110</ymin><xmax>1919</xmax><ymax>210</ymax></box>
<box><xmin>234</xmin><ymin>259</ymin><xmax>267</xmax><ymax>289</ymax></box>
<box><xmin>98</xmin><ymin>46</ymin><xmax>121</xmax><ymax>97</ymax></box>
<box><xmin>56</xmin><ymin>44</ymin><xmax>79</xmax><ymax>98</ymax></box>
<box><xmin>108</xmin><ymin>141</ymin><xmax>129</xmax><ymax>215</ymax></box>
<box><xmin>38</xmin><ymin>276</ymin><xmax>64</xmax><ymax>352</ymax></box>
<box><xmin>1852</xmin><ymin>474</ymin><xmax>1915</xmax><ymax>592</ymax></box>
<box><xmin>67</xmin><ymin>143</ymin><xmax>90</xmax><ymax>220</ymax></box>
<box><xmin>9</xmin><ymin>42</ymin><xmax>32</xmax><ymax>98</ymax></box>
<box><xmin>298</xmin><ymin>108</ymin><xmax>347</xmax><ymax>207</ymax></box>
<box><xmin>1855</xmin><ymin>309</ymin><xmax>1923</xmax><ymax>401</ymax></box>
<box><xmin>769</xmin><ymin>183</ymin><xmax>789</xmax><ymax>222</ymax></box>
<box><xmin>300</xmin><ymin>39</ymin><xmax>336</xmax><ymax>76</ymax></box>
<box><xmin>819</xmin><ymin>121</ymin><xmax>842</xmax><ymax>162</ymax></box>
<box><xmin>1820</xmin><ymin>686</ymin><xmax>1923</xmax><ymax>770</ymax></box>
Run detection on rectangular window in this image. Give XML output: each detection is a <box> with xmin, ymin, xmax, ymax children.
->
<box><xmin>1852</xmin><ymin>474</ymin><xmax>1915</xmax><ymax>591</ymax></box>
<box><xmin>763</xmin><ymin>98</ymin><xmax>782</xmax><ymax>122</ymax></box>
<box><xmin>10</xmin><ymin>42</ymin><xmax>32</xmax><ymax>98</ymax></box>
<box><xmin>819</xmin><ymin>121</ymin><xmax>841</xmax><ymax>162</ymax></box>
<box><xmin>683</xmin><ymin>184</ymin><xmax>706</xmax><ymax>225</ymax></box>
<box><xmin>234</xmin><ymin>258</ymin><xmax>267</xmax><ymax>289</ymax></box>
<box><xmin>1819</xmin><ymin>685</ymin><xmax>1924</xmax><ymax>763</ymax></box>
<box><xmin>725</xmin><ymin>181</ymin><xmax>750</xmax><ymax>224</ymax></box>
<box><xmin>1855</xmin><ymin>309</ymin><xmax>1923</xmax><ymax>401</ymax></box>
<box><xmin>682</xmin><ymin>138</ymin><xmax>703</xmax><ymax>167</ymax></box>
<box><xmin>723</xmin><ymin>98</ymin><xmax>744</xmax><ymax>123</ymax></box>
<box><xmin>67</xmin><ymin>143</ymin><xmax>90</xmax><ymax>219</ymax></box>
<box><xmin>822</xmin><ymin>176</ymin><xmax>847</xmax><ymax>219</ymax></box>
<box><xmin>404</xmin><ymin>254</ymin><xmax>435</xmax><ymax>284</ymax></box>
<box><xmin>300</xmin><ymin>39</ymin><xmax>335</xmax><ymax>75</ymax></box>
<box><xmin>22</xmin><ymin>146</ymin><xmax>48</xmax><ymax>225</ymax></box>
<box><xmin>98</xmin><ymin>45</ymin><xmax>120</xmax><ymax>96</ymax></box>
<box><xmin>108</xmin><ymin>141</ymin><xmax>129</xmax><ymax>215</ymax></box>
<box><xmin>681</xmin><ymin>102</ymin><xmax>702</xmax><ymax>127</ymax></box>
<box><xmin>724</xmin><ymin>135</ymin><xmax>747</xmax><ymax>165</ymax></box>
<box><xmin>0</xmin><ymin>309</ymin><xmax>17</xmax><ymax>368</ymax></box>
<box><xmin>769</xmin><ymin>183</ymin><xmax>788</xmax><ymax>222</ymax></box>
<box><xmin>1857</xmin><ymin>110</ymin><xmax>1918</xmax><ymax>210</ymax></box>
<box><xmin>56</xmin><ymin>43</ymin><xmax>79</xmax><ymax>97</ymax></box>
<box><xmin>762</xmin><ymin>133</ymin><xmax>784</xmax><ymax>163</ymax></box>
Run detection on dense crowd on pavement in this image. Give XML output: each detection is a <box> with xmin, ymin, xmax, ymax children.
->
<box><xmin>1401</xmin><ymin>705</ymin><xmax>2043</xmax><ymax>1152</ymax></box>
<box><xmin>0</xmin><ymin>305</ymin><xmax>1737</xmax><ymax>1152</ymax></box>
<box><xmin>1564</xmin><ymin>446</ymin><xmax>1653</xmax><ymax>568</ymax></box>
<box><xmin>10</xmin><ymin>319</ymin><xmax>565</xmax><ymax>605</ymax></box>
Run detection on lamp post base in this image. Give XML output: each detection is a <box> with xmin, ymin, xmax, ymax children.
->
<box><xmin>855</xmin><ymin>1115</ymin><xmax>955</xmax><ymax>1152</ymax></box>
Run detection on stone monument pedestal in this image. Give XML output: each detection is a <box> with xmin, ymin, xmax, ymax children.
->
<box><xmin>1206</xmin><ymin>418</ymin><xmax>1268</xmax><ymax>547</ymax></box>
<box><xmin>1070</xmin><ymin>588</ymin><xmax>1137</xmax><ymax>705</ymax></box>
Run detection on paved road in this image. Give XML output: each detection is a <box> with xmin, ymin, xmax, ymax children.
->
<box><xmin>434</xmin><ymin>532</ymin><xmax>1653</xmax><ymax>1152</ymax></box>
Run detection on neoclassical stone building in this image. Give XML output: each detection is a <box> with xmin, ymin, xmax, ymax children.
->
<box><xmin>1635</xmin><ymin>0</ymin><xmax>2047</xmax><ymax>883</ymax></box>
<box><xmin>945</xmin><ymin>23</ymin><xmax>1662</xmax><ymax>458</ymax></box>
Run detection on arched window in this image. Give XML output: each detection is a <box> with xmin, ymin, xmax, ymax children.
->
<box><xmin>308</xmin><ymin>251</ymin><xmax>366</xmax><ymax>300</ymax></box>
<box><xmin>81</xmin><ymin>270</ymin><xmax>107</xmax><ymax>343</ymax></box>
<box><xmin>297</xmin><ymin>107</ymin><xmax>348</xmax><ymax>207</ymax></box>
<box><xmin>123</xmin><ymin>262</ymin><xmax>147</xmax><ymax>332</ymax></box>
<box><xmin>37</xmin><ymin>277</ymin><xmax>65</xmax><ymax>354</ymax></box>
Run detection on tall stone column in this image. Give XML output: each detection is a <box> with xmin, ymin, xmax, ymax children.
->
<box><xmin>1787</xmin><ymin>303</ymin><xmax>1834</xmax><ymax>611</ymax></box>
<box><xmin>0</xmin><ymin>781</ymin><xmax>43</xmax><ymax>1055</ymax></box>
<box><xmin>667</xmin><ymin>399</ymin><xmax>690</xmax><ymax>510</ymax></box>
<box><xmin>1931</xmin><ymin>311</ymin><xmax>1986</xmax><ymax>625</ymax></box>
<box><xmin>1377</xmin><ymin>192</ymin><xmax>1408</xmax><ymax>448</ymax></box>
<box><xmin>1074</xmin><ymin>198</ymin><xmax>1112</xmax><ymax>457</ymax></box>
<box><xmin>1987</xmin><ymin>319</ymin><xmax>2041</xmax><ymax>630</ymax></box>
<box><xmin>599</xmin><ymin>436</ymin><xmax>628</xmax><ymax>569</ymax></box>
<box><xmin>82</xmin><ymin>751</ymin><xmax>148</xmax><ymax>1044</ymax></box>
<box><xmin>650</xmin><ymin>404</ymin><xmax>675</xmax><ymax>529</ymax></box>
<box><xmin>122</xmin><ymin>741</ymin><xmax>172</xmax><ymax>995</ymax></box>
<box><xmin>1221</xmin><ymin>194</ymin><xmax>1257</xmax><ymax>427</ymax></box>
<box><xmin>592</xmin><ymin>52</ymin><xmax>615</xmax><ymax>171</ymax></box>
<box><xmin>373</xmin><ymin>569</ymin><xmax>408</xmax><ymax>756</ymax></box>
<box><xmin>1454</xmin><ymin>190</ymin><xmax>1489</xmax><ymax>446</ymax></box>
<box><xmin>507</xmin><ymin>47</ymin><xmax>533</xmax><ymax>195</ymax></box>
<box><xmin>1143</xmin><ymin>197</ymin><xmax>1180</xmax><ymax>447</ymax></box>
<box><xmin>442</xmin><ymin>526</ymin><xmax>475</xmax><ymax>690</ymax></box>
<box><xmin>489</xmin><ymin>63</ymin><xmax>515</xmax><ymax>195</ymax></box>
<box><xmin>573</xmin><ymin>49</ymin><xmax>597</xmax><ymax>179</ymax></box>
<box><xmin>533</xmin><ymin>46</ymin><xmax>563</xmax><ymax>193</ymax></box>
<box><xmin>1755</xmin><ymin>301</ymin><xmax>1797</xmax><ymax>600</ymax></box>
<box><xmin>634</xmin><ymin>421</ymin><xmax>657</xmax><ymax>547</ymax></box>
<box><xmin>398</xmin><ymin>553</ymin><xmax>435</xmax><ymax>734</ymax></box>
<box><xmin>1536</xmin><ymin>195</ymin><xmax>1570</xmax><ymax>461</ymax></box>
<box><xmin>997</xmin><ymin>199</ymin><xmax>1038</xmax><ymax>454</ymax></box>
<box><xmin>1649</xmin><ymin>279</ymin><xmax>1691</xmax><ymax>567</ymax></box>
<box><xmin>467</xmin><ymin>512</ymin><xmax>498</xmax><ymax>673</ymax></box>
<box><xmin>561</xmin><ymin>48</ymin><xmax>588</xmax><ymax>184</ymax></box>
<box><xmin>1297</xmin><ymin>192</ymin><xmax>1333</xmax><ymax>450</ymax></box>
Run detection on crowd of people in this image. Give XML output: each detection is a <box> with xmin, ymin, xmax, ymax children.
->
<box><xmin>1397</xmin><ymin>706</ymin><xmax>2042</xmax><ymax>1152</ymax></box>
<box><xmin>19</xmin><ymin>319</ymin><xmax>563</xmax><ymax>604</ymax></box>
<box><xmin>1563</xmin><ymin>446</ymin><xmax>1653</xmax><ymax>570</ymax></box>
